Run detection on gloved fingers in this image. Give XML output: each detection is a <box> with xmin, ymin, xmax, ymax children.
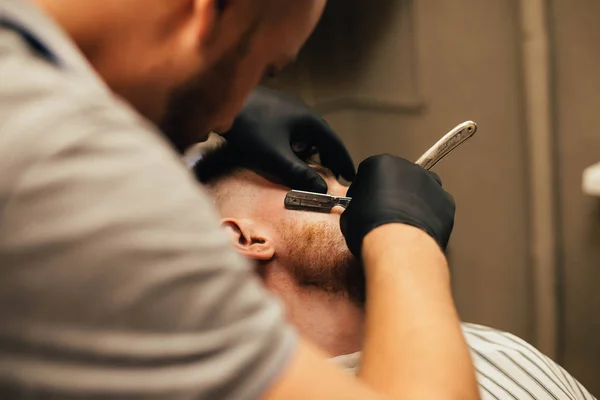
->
<box><xmin>313</xmin><ymin>123</ymin><xmax>355</xmax><ymax>181</ymax></box>
<box><xmin>341</xmin><ymin>153</ymin><xmax>456</xmax><ymax>254</ymax></box>
<box><xmin>274</xmin><ymin>154</ymin><xmax>329</xmax><ymax>193</ymax></box>
<box><xmin>225</xmin><ymin>124</ymin><xmax>330</xmax><ymax>193</ymax></box>
<box><xmin>428</xmin><ymin>170</ymin><xmax>443</xmax><ymax>186</ymax></box>
<box><xmin>224</xmin><ymin>86</ymin><xmax>352</xmax><ymax>193</ymax></box>
<box><xmin>444</xmin><ymin>189</ymin><xmax>455</xmax><ymax>210</ymax></box>
<box><xmin>226</xmin><ymin>135</ymin><xmax>329</xmax><ymax>193</ymax></box>
<box><xmin>318</xmin><ymin>140</ymin><xmax>356</xmax><ymax>182</ymax></box>
<box><xmin>291</xmin><ymin>118</ymin><xmax>356</xmax><ymax>182</ymax></box>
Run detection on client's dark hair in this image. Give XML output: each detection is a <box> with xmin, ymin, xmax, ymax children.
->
<box><xmin>193</xmin><ymin>141</ymin><xmax>256</xmax><ymax>185</ymax></box>
<box><xmin>194</xmin><ymin>139</ymin><xmax>316</xmax><ymax>187</ymax></box>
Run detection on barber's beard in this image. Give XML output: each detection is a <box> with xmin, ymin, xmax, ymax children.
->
<box><xmin>159</xmin><ymin>54</ymin><xmax>238</xmax><ymax>154</ymax></box>
<box><xmin>159</xmin><ymin>24</ymin><xmax>259</xmax><ymax>154</ymax></box>
<box><xmin>278</xmin><ymin>220</ymin><xmax>366</xmax><ymax>306</ymax></box>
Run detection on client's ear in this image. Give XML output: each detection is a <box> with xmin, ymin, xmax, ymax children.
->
<box><xmin>221</xmin><ymin>219</ymin><xmax>275</xmax><ymax>261</ymax></box>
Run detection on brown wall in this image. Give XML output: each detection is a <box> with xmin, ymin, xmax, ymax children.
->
<box><xmin>552</xmin><ymin>0</ymin><xmax>600</xmax><ymax>390</ymax></box>
<box><xmin>270</xmin><ymin>0</ymin><xmax>600</xmax><ymax>394</ymax></box>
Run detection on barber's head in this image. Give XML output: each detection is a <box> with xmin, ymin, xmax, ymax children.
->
<box><xmin>194</xmin><ymin>142</ymin><xmax>365</xmax><ymax>306</ymax></box>
<box><xmin>42</xmin><ymin>0</ymin><xmax>325</xmax><ymax>150</ymax></box>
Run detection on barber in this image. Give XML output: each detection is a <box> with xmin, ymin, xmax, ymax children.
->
<box><xmin>0</xmin><ymin>1</ymin><xmax>477</xmax><ymax>400</ymax></box>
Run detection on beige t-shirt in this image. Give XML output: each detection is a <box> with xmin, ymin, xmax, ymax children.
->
<box><xmin>0</xmin><ymin>1</ymin><xmax>296</xmax><ymax>398</ymax></box>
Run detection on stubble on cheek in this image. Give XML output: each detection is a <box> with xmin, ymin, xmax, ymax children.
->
<box><xmin>278</xmin><ymin>219</ymin><xmax>365</xmax><ymax>305</ymax></box>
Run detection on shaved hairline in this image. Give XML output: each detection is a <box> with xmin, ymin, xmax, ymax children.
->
<box><xmin>204</xmin><ymin>169</ymin><xmax>263</xmax><ymax>216</ymax></box>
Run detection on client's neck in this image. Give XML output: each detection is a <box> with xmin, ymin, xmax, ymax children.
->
<box><xmin>264</xmin><ymin>267</ymin><xmax>365</xmax><ymax>357</ymax></box>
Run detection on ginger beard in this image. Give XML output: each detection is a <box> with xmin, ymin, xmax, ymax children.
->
<box><xmin>276</xmin><ymin>217</ymin><xmax>365</xmax><ymax>306</ymax></box>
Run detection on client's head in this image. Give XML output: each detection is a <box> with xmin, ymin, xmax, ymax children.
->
<box><xmin>194</xmin><ymin>141</ymin><xmax>365</xmax><ymax>306</ymax></box>
<box><xmin>195</xmin><ymin>141</ymin><xmax>365</xmax><ymax>355</ymax></box>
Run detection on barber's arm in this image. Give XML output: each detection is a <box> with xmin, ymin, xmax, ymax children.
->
<box><xmin>340</xmin><ymin>155</ymin><xmax>479</xmax><ymax>399</ymax></box>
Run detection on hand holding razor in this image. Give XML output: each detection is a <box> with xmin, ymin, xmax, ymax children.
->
<box><xmin>284</xmin><ymin>120</ymin><xmax>477</xmax><ymax>213</ymax></box>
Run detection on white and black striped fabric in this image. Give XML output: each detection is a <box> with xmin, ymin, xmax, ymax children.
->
<box><xmin>331</xmin><ymin>323</ymin><xmax>596</xmax><ymax>399</ymax></box>
<box><xmin>464</xmin><ymin>323</ymin><xmax>595</xmax><ymax>400</ymax></box>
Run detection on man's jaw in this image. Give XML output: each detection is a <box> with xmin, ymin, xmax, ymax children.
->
<box><xmin>267</xmin><ymin>270</ymin><xmax>365</xmax><ymax>357</ymax></box>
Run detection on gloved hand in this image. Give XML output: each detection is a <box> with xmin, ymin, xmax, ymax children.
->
<box><xmin>341</xmin><ymin>154</ymin><xmax>455</xmax><ymax>257</ymax></box>
<box><xmin>222</xmin><ymin>87</ymin><xmax>355</xmax><ymax>193</ymax></box>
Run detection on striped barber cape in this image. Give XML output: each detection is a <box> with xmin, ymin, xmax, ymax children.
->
<box><xmin>330</xmin><ymin>323</ymin><xmax>596</xmax><ymax>400</ymax></box>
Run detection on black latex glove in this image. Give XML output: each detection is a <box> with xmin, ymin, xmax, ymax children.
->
<box><xmin>341</xmin><ymin>154</ymin><xmax>455</xmax><ymax>258</ymax></box>
<box><xmin>222</xmin><ymin>87</ymin><xmax>355</xmax><ymax>193</ymax></box>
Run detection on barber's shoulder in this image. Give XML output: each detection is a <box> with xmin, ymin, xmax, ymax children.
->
<box><xmin>0</xmin><ymin>27</ymin><xmax>136</xmax><ymax>145</ymax></box>
<box><xmin>0</xmin><ymin>25</ymin><xmax>172</xmax><ymax>195</ymax></box>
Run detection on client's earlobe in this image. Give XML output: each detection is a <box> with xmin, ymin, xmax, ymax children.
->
<box><xmin>221</xmin><ymin>219</ymin><xmax>275</xmax><ymax>261</ymax></box>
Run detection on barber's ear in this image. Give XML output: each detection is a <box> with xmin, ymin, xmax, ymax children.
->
<box><xmin>221</xmin><ymin>219</ymin><xmax>275</xmax><ymax>261</ymax></box>
<box><xmin>192</xmin><ymin>0</ymin><xmax>239</xmax><ymax>52</ymax></box>
<box><xmin>191</xmin><ymin>0</ymin><xmax>219</xmax><ymax>46</ymax></box>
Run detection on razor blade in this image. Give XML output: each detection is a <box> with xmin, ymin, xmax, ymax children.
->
<box><xmin>284</xmin><ymin>190</ymin><xmax>352</xmax><ymax>212</ymax></box>
<box><xmin>284</xmin><ymin>120</ymin><xmax>477</xmax><ymax>213</ymax></box>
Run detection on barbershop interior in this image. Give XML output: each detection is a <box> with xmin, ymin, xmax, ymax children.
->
<box><xmin>237</xmin><ymin>0</ymin><xmax>600</xmax><ymax>394</ymax></box>
<box><xmin>4</xmin><ymin>0</ymin><xmax>600</xmax><ymax>398</ymax></box>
